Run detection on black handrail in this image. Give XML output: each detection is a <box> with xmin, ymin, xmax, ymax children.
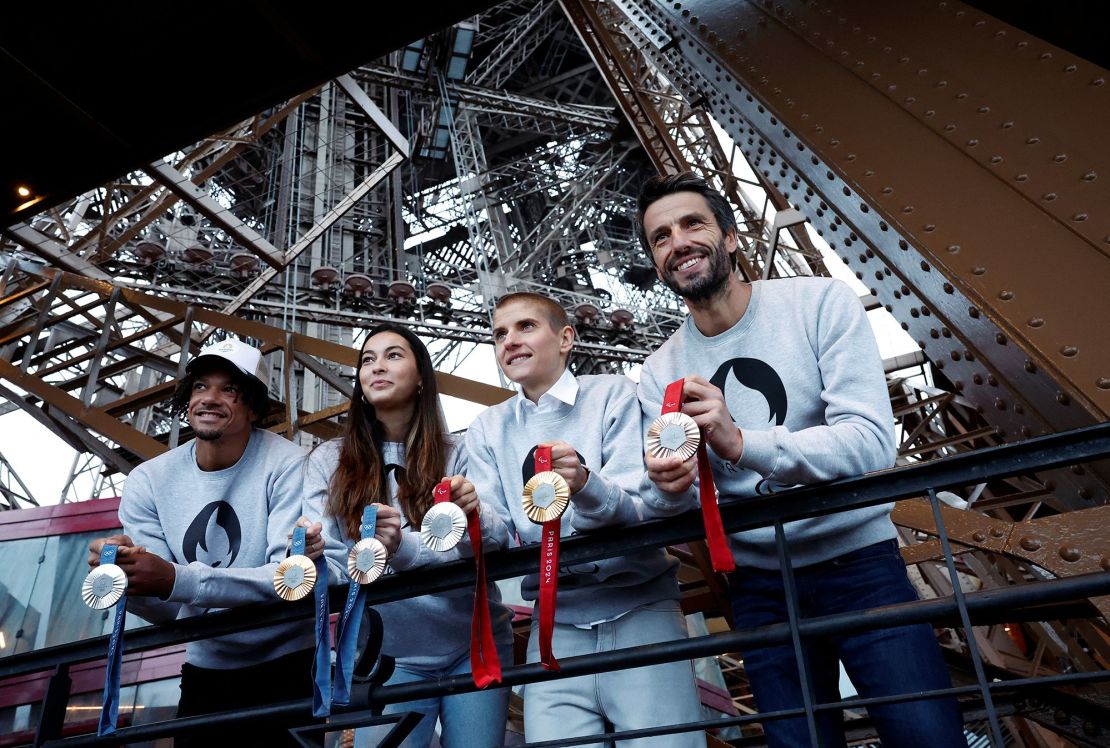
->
<box><xmin>4</xmin><ymin>421</ymin><xmax>1108</xmax><ymax>681</ymax></box>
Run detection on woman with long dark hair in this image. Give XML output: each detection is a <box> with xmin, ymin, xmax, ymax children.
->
<box><xmin>304</xmin><ymin>322</ymin><xmax>512</xmax><ymax>748</ymax></box>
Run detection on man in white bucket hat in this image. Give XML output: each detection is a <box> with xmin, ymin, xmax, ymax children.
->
<box><xmin>88</xmin><ymin>336</ymin><xmax>318</xmax><ymax>746</ymax></box>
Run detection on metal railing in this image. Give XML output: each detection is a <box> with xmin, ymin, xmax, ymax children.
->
<box><xmin>5</xmin><ymin>422</ymin><xmax>1110</xmax><ymax>746</ymax></box>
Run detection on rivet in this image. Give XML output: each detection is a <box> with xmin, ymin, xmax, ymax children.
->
<box><xmin>881</xmin><ymin>186</ymin><xmax>893</xmax><ymax>194</ymax></box>
<box><xmin>988</xmin><ymin>375</ymin><xmax>998</xmax><ymax>386</ymax></box>
<box><xmin>1060</xmin><ymin>345</ymin><xmax>1078</xmax><ymax>356</ymax></box>
<box><xmin>1101</xmin><ymin>557</ymin><xmax>1110</xmax><ymax>571</ymax></box>
<box><xmin>944</xmin><ymin>123</ymin><xmax>957</xmax><ymax>132</ymax></box>
<box><xmin>1059</xmin><ymin>546</ymin><xmax>1082</xmax><ymax>563</ymax></box>
<box><xmin>1092</xmin><ymin>77</ymin><xmax>1106</xmax><ymax>86</ymax></box>
<box><xmin>1072</xmin><ymin>465</ymin><xmax>1087</xmax><ymax>475</ymax></box>
<box><xmin>902</xmin><ymin>205</ymin><xmax>914</xmax><ymax>213</ymax></box>
<box><xmin>972</xmin><ymin>531</ymin><xmax>986</xmax><ymax>542</ymax></box>
<box><xmin>923</xmin><ymin>224</ymin><xmax>936</xmax><ymax>232</ymax></box>
<box><xmin>989</xmin><ymin>155</ymin><xmax>1002</xmax><ymax>164</ymax></box>
<box><xmin>951</xmin><ymin>350</ymin><xmax>962</xmax><ymax>361</ymax></box>
<box><xmin>1026</xmin><ymin>136</ymin><xmax>1040</xmax><ymax>145</ymax></box>
<box><xmin>1079</xmin><ymin>486</ymin><xmax>1092</xmax><ymax>500</ymax></box>
<box><xmin>1039</xmin><ymin>52</ymin><xmax>1053</xmax><ymax>61</ymax></box>
<box><xmin>925</xmin><ymin>109</ymin><xmax>935</xmax><ymax>117</ymax></box>
<box><xmin>1082</xmin><ymin>171</ymin><xmax>1097</xmax><ymax>181</ymax></box>
<box><xmin>1015</xmin><ymin>174</ymin><xmax>1028</xmax><ymax>182</ymax></box>
<box><xmin>1042</xmin><ymin>192</ymin><xmax>1058</xmax><ymax>201</ymax></box>
<box><xmin>996</xmin><ymin>334</ymin><xmax>1006</xmax><ymax>345</ymax></box>
<box><xmin>969</xmin><ymin>306</ymin><xmax>980</xmax><ymax>318</ymax></box>
<box><xmin>995</xmin><ymin>398</ymin><xmax>1007</xmax><ymax>410</ymax></box>
<box><xmin>1020</xmin><ymin>537</ymin><xmax>1042</xmax><ymax>552</ymax></box>
<box><xmin>1024</xmin><ymin>360</ymin><xmax>1036</xmax><ymax>373</ymax></box>
<box><xmin>1097</xmin><ymin>377</ymin><xmax>1110</xmax><ymax>390</ymax></box>
<box><xmin>1021</xmin><ymin>425</ymin><xmax>1032</xmax><ymax>436</ymax></box>
<box><xmin>1064</xmin><ymin>64</ymin><xmax>1078</xmax><ymax>73</ymax></box>
<box><xmin>920</xmin><ymin>261</ymin><xmax>930</xmax><ymax>271</ymax></box>
<box><xmin>947</xmin><ymin>244</ymin><xmax>960</xmax><ymax>253</ymax></box>
<box><xmin>1072</xmin><ymin>213</ymin><xmax>1088</xmax><ymax>222</ymax></box>
<box><xmin>943</xmin><ymin>283</ymin><xmax>954</xmax><ymax>293</ymax></box>
<box><xmin>1057</xmin><ymin>391</ymin><xmax>1071</xmax><ymax>405</ymax></box>
<box><xmin>956</xmin><ymin>92</ymin><xmax>969</xmax><ymax>100</ymax></box>
<box><xmin>1053</xmin><ymin>153</ymin><xmax>1068</xmax><ymax>163</ymax></box>
<box><xmin>999</xmin><ymin>290</ymin><xmax>1013</xmax><ymax>300</ymax></box>
<box><xmin>1001</xmin><ymin>120</ymin><xmax>1014</xmax><ymax>128</ymax></box>
<box><xmin>977</xmin><ymin>106</ymin><xmax>989</xmax><ymax>114</ymax></box>
<box><xmin>972</xmin><ymin>266</ymin><xmax>986</xmax><ymax>275</ymax></box>
<box><xmin>973</xmin><ymin>373</ymin><xmax>983</xmax><ymax>384</ymax></box>
<box><xmin>1028</xmin><ymin>317</ymin><xmax>1044</xmax><ymax>328</ymax></box>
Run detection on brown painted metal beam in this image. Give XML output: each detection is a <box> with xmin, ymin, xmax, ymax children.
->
<box><xmin>636</xmin><ymin>0</ymin><xmax>1110</xmax><ymax>507</ymax></box>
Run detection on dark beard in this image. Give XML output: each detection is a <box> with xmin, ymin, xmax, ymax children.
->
<box><xmin>660</xmin><ymin>239</ymin><xmax>733</xmax><ymax>302</ymax></box>
<box><xmin>193</xmin><ymin>427</ymin><xmax>225</xmax><ymax>441</ymax></box>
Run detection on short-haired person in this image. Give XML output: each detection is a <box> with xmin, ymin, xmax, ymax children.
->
<box><xmin>87</xmin><ymin>338</ymin><xmax>316</xmax><ymax>747</ymax></box>
<box><xmin>305</xmin><ymin>323</ymin><xmax>513</xmax><ymax>748</ymax></box>
<box><xmin>635</xmin><ymin>172</ymin><xmax>965</xmax><ymax>747</ymax></box>
<box><xmin>465</xmin><ymin>291</ymin><xmax>703</xmax><ymax>748</ymax></box>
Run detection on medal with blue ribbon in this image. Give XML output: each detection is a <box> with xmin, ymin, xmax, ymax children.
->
<box><xmin>334</xmin><ymin>504</ymin><xmax>383</xmax><ymax>705</ymax></box>
<box><xmin>276</xmin><ymin>526</ymin><xmax>331</xmax><ymax>716</ymax></box>
<box><xmin>81</xmin><ymin>544</ymin><xmax>128</xmax><ymax>735</ymax></box>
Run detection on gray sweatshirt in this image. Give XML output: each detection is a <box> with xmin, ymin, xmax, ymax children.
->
<box><xmin>118</xmin><ymin>428</ymin><xmax>310</xmax><ymax>669</ymax></box>
<box><xmin>638</xmin><ymin>277</ymin><xmax>898</xmax><ymax>570</ymax></box>
<box><xmin>465</xmin><ymin>374</ymin><xmax>679</xmax><ymax>625</ymax></box>
<box><xmin>304</xmin><ymin>437</ymin><xmax>513</xmax><ymax>669</ymax></box>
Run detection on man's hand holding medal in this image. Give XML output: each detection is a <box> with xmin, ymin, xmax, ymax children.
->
<box><xmin>87</xmin><ymin>535</ymin><xmax>174</xmax><ymax>599</ymax></box>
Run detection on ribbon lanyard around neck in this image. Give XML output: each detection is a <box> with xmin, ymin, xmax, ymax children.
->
<box><xmin>333</xmin><ymin>504</ymin><xmax>377</xmax><ymax>706</ymax></box>
<box><xmin>97</xmin><ymin>544</ymin><xmax>126</xmax><ymax>736</ymax></box>
<box><xmin>662</xmin><ymin>379</ymin><xmax>734</xmax><ymax>573</ymax></box>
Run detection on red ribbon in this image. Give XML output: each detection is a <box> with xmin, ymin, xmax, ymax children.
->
<box><xmin>436</xmin><ymin>479</ymin><xmax>502</xmax><ymax>688</ymax></box>
<box><xmin>534</xmin><ymin>446</ymin><xmax>561</xmax><ymax>671</ymax></box>
<box><xmin>662</xmin><ymin>379</ymin><xmax>735</xmax><ymax>572</ymax></box>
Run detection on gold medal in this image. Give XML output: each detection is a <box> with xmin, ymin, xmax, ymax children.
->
<box><xmin>274</xmin><ymin>555</ymin><xmax>317</xmax><ymax>601</ymax></box>
<box><xmin>421</xmin><ymin>502</ymin><xmax>467</xmax><ymax>552</ymax></box>
<box><xmin>347</xmin><ymin>537</ymin><xmax>388</xmax><ymax>584</ymax></box>
<box><xmin>646</xmin><ymin>411</ymin><xmax>700</xmax><ymax>461</ymax></box>
<box><xmin>522</xmin><ymin>471</ymin><xmax>570</xmax><ymax>524</ymax></box>
<box><xmin>82</xmin><ymin>563</ymin><xmax>127</xmax><ymax>609</ymax></box>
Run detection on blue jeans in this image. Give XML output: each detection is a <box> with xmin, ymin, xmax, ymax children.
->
<box><xmin>729</xmin><ymin>540</ymin><xmax>966</xmax><ymax>748</ymax></box>
<box><xmin>354</xmin><ymin>644</ymin><xmax>511</xmax><ymax>748</ymax></box>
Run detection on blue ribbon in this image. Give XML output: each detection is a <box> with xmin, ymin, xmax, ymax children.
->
<box><xmin>97</xmin><ymin>544</ymin><xmax>126</xmax><ymax>736</ymax></box>
<box><xmin>332</xmin><ymin>504</ymin><xmax>376</xmax><ymax>705</ymax></box>
<box><xmin>292</xmin><ymin>525</ymin><xmax>332</xmax><ymax>718</ymax></box>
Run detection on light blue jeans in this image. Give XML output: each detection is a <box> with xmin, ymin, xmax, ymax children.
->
<box><xmin>354</xmin><ymin>643</ymin><xmax>512</xmax><ymax>748</ymax></box>
<box><xmin>523</xmin><ymin>600</ymin><xmax>704</xmax><ymax>748</ymax></box>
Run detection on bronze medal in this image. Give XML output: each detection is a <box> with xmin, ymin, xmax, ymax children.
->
<box><xmin>274</xmin><ymin>554</ymin><xmax>317</xmax><ymax>601</ymax></box>
<box><xmin>646</xmin><ymin>411</ymin><xmax>700</xmax><ymax>461</ymax></box>
<box><xmin>82</xmin><ymin>563</ymin><xmax>127</xmax><ymax>609</ymax></box>
<box><xmin>522</xmin><ymin>471</ymin><xmax>571</xmax><ymax>524</ymax></box>
<box><xmin>347</xmin><ymin>537</ymin><xmax>388</xmax><ymax>584</ymax></box>
<box><xmin>421</xmin><ymin>501</ymin><xmax>467</xmax><ymax>552</ymax></box>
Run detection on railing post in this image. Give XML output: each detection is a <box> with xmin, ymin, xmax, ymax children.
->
<box><xmin>33</xmin><ymin>663</ymin><xmax>71</xmax><ymax>747</ymax></box>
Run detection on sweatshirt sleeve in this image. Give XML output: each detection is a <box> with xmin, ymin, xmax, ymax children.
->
<box><xmin>636</xmin><ymin>363</ymin><xmax>698</xmax><ymax>517</ymax></box>
<box><xmin>463</xmin><ymin>414</ymin><xmax>520</xmax><ymax>544</ymax></box>
<box><xmin>736</xmin><ymin>280</ymin><xmax>896</xmax><ymax>484</ymax></box>
<box><xmin>570</xmin><ymin>386</ymin><xmax>648</xmax><ymax>531</ymax></box>
<box><xmin>302</xmin><ymin>442</ymin><xmax>351</xmax><ymax>583</ymax></box>
<box><xmin>167</xmin><ymin>451</ymin><xmax>307</xmax><ymax>607</ymax></box>
<box><xmin>389</xmin><ymin>439</ymin><xmax>511</xmax><ymax>570</ymax></box>
<box><xmin>117</xmin><ymin>467</ymin><xmax>184</xmax><ymax>624</ymax></box>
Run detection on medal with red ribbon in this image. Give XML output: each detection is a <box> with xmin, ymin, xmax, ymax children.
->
<box><xmin>442</xmin><ymin>479</ymin><xmax>501</xmax><ymax>687</ymax></box>
<box><xmin>649</xmin><ymin>378</ymin><xmax>735</xmax><ymax>573</ymax></box>
<box><xmin>522</xmin><ymin>445</ymin><xmax>570</xmax><ymax>670</ymax></box>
